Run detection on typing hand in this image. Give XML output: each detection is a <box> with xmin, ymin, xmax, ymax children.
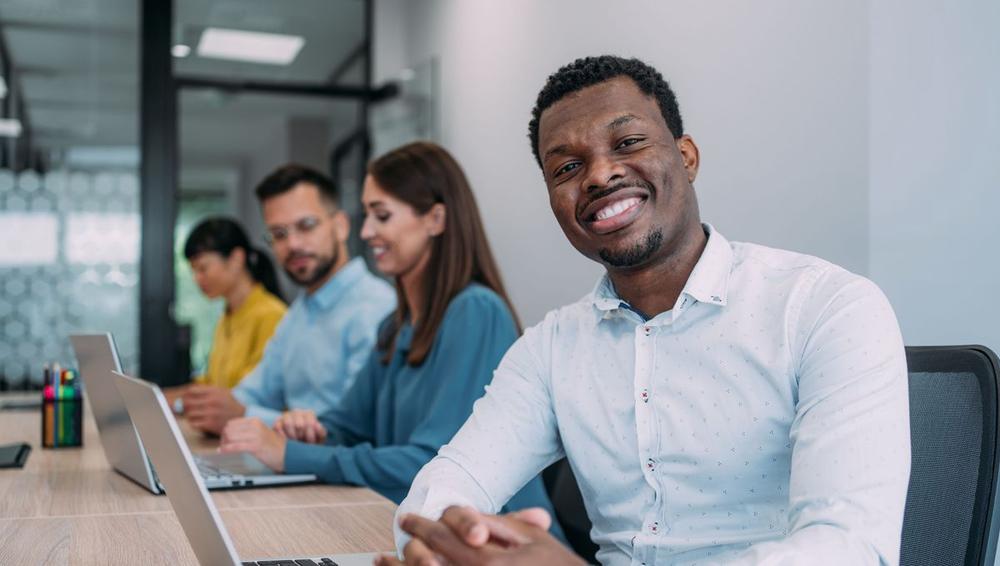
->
<box><xmin>162</xmin><ymin>384</ymin><xmax>190</xmax><ymax>413</ymax></box>
<box><xmin>183</xmin><ymin>384</ymin><xmax>245</xmax><ymax>435</ymax></box>
<box><xmin>374</xmin><ymin>506</ymin><xmax>583</xmax><ymax>566</ymax></box>
<box><xmin>219</xmin><ymin>417</ymin><xmax>286</xmax><ymax>472</ymax></box>
<box><xmin>274</xmin><ymin>409</ymin><xmax>327</xmax><ymax>444</ymax></box>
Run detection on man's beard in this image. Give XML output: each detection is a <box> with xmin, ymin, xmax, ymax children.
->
<box><xmin>284</xmin><ymin>244</ymin><xmax>339</xmax><ymax>288</ymax></box>
<box><xmin>599</xmin><ymin>228</ymin><xmax>664</xmax><ymax>268</ymax></box>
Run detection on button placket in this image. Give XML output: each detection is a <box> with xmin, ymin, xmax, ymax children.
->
<box><xmin>635</xmin><ymin>323</ymin><xmax>668</xmax><ymax>550</ymax></box>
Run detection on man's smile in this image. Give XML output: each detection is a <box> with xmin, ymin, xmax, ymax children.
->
<box><xmin>580</xmin><ymin>188</ymin><xmax>650</xmax><ymax>235</ymax></box>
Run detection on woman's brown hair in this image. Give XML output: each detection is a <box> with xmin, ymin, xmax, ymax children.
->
<box><xmin>368</xmin><ymin>141</ymin><xmax>520</xmax><ymax>366</ymax></box>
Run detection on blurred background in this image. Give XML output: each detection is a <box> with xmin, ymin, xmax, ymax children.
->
<box><xmin>0</xmin><ymin>0</ymin><xmax>996</xmax><ymax>389</ymax></box>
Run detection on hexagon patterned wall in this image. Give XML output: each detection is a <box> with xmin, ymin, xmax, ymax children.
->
<box><xmin>0</xmin><ymin>169</ymin><xmax>139</xmax><ymax>389</ymax></box>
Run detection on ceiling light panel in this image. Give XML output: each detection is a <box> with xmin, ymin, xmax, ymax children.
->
<box><xmin>196</xmin><ymin>27</ymin><xmax>304</xmax><ymax>65</ymax></box>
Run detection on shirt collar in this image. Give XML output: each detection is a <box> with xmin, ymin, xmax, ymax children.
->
<box><xmin>682</xmin><ymin>223</ymin><xmax>732</xmax><ymax>307</ymax></box>
<box><xmin>589</xmin><ymin>223</ymin><xmax>733</xmax><ymax>316</ymax></box>
<box><xmin>305</xmin><ymin>257</ymin><xmax>369</xmax><ymax>312</ymax></box>
<box><xmin>226</xmin><ymin>283</ymin><xmax>265</xmax><ymax>319</ymax></box>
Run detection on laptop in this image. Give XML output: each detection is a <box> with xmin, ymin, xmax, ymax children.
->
<box><xmin>70</xmin><ymin>333</ymin><xmax>316</xmax><ymax>493</ymax></box>
<box><xmin>113</xmin><ymin>370</ymin><xmax>381</xmax><ymax>566</ymax></box>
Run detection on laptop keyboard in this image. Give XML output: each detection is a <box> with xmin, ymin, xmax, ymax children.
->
<box><xmin>196</xmin><ymin>459</ymin><xmax>229</xmax><ymax>478</ymax></box>
<box><xmin>242</xmin><ymin>560</ymin><xmax>339</xmax><ymax>566</ymax></box>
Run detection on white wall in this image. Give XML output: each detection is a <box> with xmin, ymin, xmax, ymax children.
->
<box><xmin>870</xmin><ymin>0</ymin><xmax>1000</xmax><ymax>349</ymax></box>
<box><xmin>374</xmin><ymin>0</ymin><xmax>869</xmax><ymax>326</ymax></box>
<box><xmin>375</xmin><ymin>1</ymin><xmax>999</xmax><ymax>353</ymax></box>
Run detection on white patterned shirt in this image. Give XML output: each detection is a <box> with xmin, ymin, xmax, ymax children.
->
<box><xmin>397</xmin><ymin>224</ymin><xmax>910</xmax><ymax>566</ymax></box>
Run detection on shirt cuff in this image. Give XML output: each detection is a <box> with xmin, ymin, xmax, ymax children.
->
<box><xmin>284</xmin><ymin>440</ymin><xmax>345</xmax><ymax>483</ymax></box>
<box><xmin>243</xmin><ymin>404</ymin><xmax>282</xmax><ymax>427</ymax></box>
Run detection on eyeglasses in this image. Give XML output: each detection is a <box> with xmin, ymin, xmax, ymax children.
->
<box><xmin>263</xmin><ymin>215</ymin><xmax>324</xmax><ymax>244</ymax></box>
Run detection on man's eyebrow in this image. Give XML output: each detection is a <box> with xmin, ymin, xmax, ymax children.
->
<box><xmin>608</xmin><ymin>114</ymin><xmax>639</xmax><ymax>130</ymax></box>
<box><xmin>543</xmin><ymin>144</ymin><xmax>570</xmax><ymax>161</ymax></box>
<box><xmin>542</xmin><ymin>114</ymin><xmax>640</xmax><ymax>162</ymax></box>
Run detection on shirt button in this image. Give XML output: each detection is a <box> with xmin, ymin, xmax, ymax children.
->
<box><xmin>650</xmin><ymin>521</ymin><xmax>659</xmax><ymax>534</ymax></box>
<box><xmin>643</xmin><ymin>326</ymin><xmax>651</xmax><ymax>336</ymax></box>
<box><xmin>640</xmin><ymin>389</ymin><xmax>649</xmax><ymax>403</ymax></box>
<box><xmin>646</xmin><ymin>458</ymin><xmax>655</xmax><ymax>472</ymax></box>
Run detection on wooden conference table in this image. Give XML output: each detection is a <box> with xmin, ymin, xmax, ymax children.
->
<box><xmin>0</xmin><ymin>395</ymin><xmax>396</xmax><ymax>564</ymax></box>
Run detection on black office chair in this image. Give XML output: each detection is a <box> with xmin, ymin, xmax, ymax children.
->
<box><xmin>901</xmin><ymin>345</ymin><xmax>1000</xmax><ymax>566</ymax></box>
<box><xmin>544</xmin><ymin>458</ymin><xmax>598</xmax><ymax>563</ymax></box>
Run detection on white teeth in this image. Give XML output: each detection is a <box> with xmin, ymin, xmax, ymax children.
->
<box><xmin>372</xmin><ymin>246</ymin><xmax>386</xmax><ymax>255</ymax></box>
<box><xmin>595</xmin><ymin>197</ymin><xmax>641</xmax><ymax>221</ymax></box>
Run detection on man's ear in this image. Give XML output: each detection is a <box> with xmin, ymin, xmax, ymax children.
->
<box><xmin>676</xmin><ymin>135</ymin><xmax>700</xmax><ymax>184</ymax></box>
<box><xmin>333</xmin><ymin>209</ymin><xmax>351</xmax><ymax>241</ymax></box>
<box><xmin>426</xmin><ymin>203</ymin><xmax>446</xmax><ymax>237</ymax></box>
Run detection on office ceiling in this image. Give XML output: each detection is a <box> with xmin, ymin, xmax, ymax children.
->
<box><xmin>0</xmin><ymin>0</ymin><xmax>367</xmax><ymax>167</ymax></box>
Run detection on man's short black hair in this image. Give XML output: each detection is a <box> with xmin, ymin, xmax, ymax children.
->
<box><xmin>255</xmin><ymin>163</ymin><xmax>340</xmax><ymax>206</ymax></box>
<box><xmin>528</xmin><ymin>55</ymin><xmax>685</xmax><ymax>168</ymax></box>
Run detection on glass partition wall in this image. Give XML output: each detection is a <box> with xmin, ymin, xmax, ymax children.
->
<box><xmin>171</xmin><ymin>0</ymin><xmax>373</xmax><ymax>380</ymax></box>
<box><xmin>0</xmin><ymin>0</ymin><xmax>140</xmax><ymax>389</ymax></box>
<box><xmin>0</xmin><ymin>0</ymin><xmax>389</xmax><ymax>389</ymax></box>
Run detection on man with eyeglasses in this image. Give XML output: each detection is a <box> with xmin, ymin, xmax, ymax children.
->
<box><xmin>182</xmin><ymin>164</ymin><xmax>395</xmax><ymax>435</ymax></box>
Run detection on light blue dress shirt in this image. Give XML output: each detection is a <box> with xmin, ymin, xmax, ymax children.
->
<box><xmin>233</xmin><ymin>257</ymin><xmax>395</xmax><ymax>425</ymax></box>
<box><xmin>282</xmin><ymin>284</ymin><xmax>561</xmax><ymax>538</ymax></box>
<box><xmin>398</xmin><ymin>225</ymin><xmax>910</xmax><ymax>565</ymax></box>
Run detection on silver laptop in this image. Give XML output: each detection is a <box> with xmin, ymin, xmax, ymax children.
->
<box><xmin>113</xmin><ymin>370</ymin><xmax>380</xmax><ymax>566</ymax></box>
<box><xmin>70</xmin><ymin>333</ymin><xmax>316</xmax><ymax>492</ymax></box>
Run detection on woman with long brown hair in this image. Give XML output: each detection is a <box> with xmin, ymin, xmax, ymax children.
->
<box><xmin>219</xmin><ymin>141</ymin><xmax>561</xmax><ymax>533</ymax></box>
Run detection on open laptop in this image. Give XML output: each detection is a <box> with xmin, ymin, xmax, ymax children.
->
<box><xmin>70</xmin><ymin>333</ymin><xmax>316</xmax><ymax>493</ymax></box>
<box><xmin>113</xmin><ymin>370</ymin><xmax>381</xmax><ymax>566</ymax></box>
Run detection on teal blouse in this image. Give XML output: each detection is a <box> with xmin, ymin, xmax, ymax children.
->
<box><xmin>284</xmin><ymin>284</ymin><xmax>560</xmax><ymax>526</ymax></box>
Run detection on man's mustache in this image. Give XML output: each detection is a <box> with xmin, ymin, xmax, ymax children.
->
<box><xmin>285</xmin><ymin>251</ymin><xmax>317</xmax><ymax>262</ymax></box>
<box><xmin>581</xmin><ymin>180</ymin><xmax>655</xmax><ymax>213</ymax></box>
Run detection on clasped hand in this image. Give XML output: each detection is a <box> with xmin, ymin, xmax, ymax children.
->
<box><xmin>375</xmin><ymin>506</ymin><xmax>584</xmax><ymax>566</ymax></box>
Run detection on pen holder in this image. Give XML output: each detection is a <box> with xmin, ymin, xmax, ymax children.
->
<box><xmin>41</xmin><ymin>366</ymin><xmax>83</xmax><ymax>449</ymax></box>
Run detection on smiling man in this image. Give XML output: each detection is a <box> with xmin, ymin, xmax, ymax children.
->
<box><xmin>182</xmin><ymin>164</ymin><xmax>395</xmax><ymax>435</ymax></box>
<box><xmin>391</xmin><ymin>56</ymin><xmax>911</xmax><ymax>565</ymax></box>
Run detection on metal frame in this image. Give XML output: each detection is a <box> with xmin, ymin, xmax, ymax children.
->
<box><xmin>139</xmin><ymin>0</ymin><xmax>182</xmax><ymax>386</ymax></box>
<box><xmin>174</xmin><ymin>76</ymin><xmax>396</xmax><ymax>102</ymax></box>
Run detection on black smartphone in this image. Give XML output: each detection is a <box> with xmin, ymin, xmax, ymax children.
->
<box><xmin>0</xmin><ymin>442</ymin><xmax>31</xmax><ymax>468</ymax></box>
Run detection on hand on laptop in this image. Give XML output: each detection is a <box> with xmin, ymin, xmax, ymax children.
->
<box><xmin>274</xmin><ymin>409</ymin><xmax>327</xmax><ymax>444</ymax></box>
<box><xmin>183</xmin><ymin>384</ymin><xmax>246</xmax><ymax>435</ymax></box>
<box><xmin>374</xmin><ymin>506</ymin><xmax>583</xmax><ymax>566</ymax></box>
<box><xmin>219</xmin><ymin>417</ymin><xmax>286</xmax><ymax>472</ymax></box>
<box><xmin>162</xmin><ymin>384</ymin><xmax>190</xmax><ymax>413</ymax></box>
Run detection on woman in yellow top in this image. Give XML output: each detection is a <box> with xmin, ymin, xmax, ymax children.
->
<box><xmin>183</xmin><ymin>217</ymin><xmax>287</xmax><ymax>389</ymax></box>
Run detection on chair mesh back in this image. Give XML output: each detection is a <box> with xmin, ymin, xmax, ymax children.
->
<box><xmin>900</xmin><ymin>371</ymin><xmax>984</xmax><ymax>566</ymax></box>
<box><xmin>544</xmin><ymin>458</ymin><xmax>599</xmax><ymax>563</ymax></box>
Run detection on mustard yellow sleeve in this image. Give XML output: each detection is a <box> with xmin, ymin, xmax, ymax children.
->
<box><xmin>234</xmin><ymin>306</ymin><xmax>286</xmax><ymax>384</ymax></box>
